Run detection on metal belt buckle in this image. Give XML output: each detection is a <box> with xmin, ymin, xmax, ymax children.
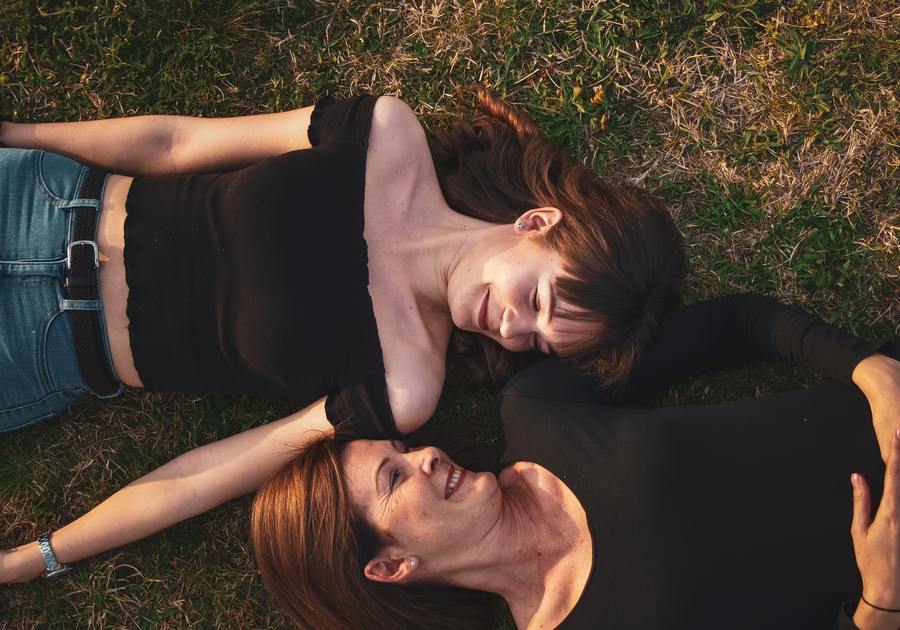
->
<box><xmin>66</xmin><ymin>239</ymin><xmax>99</xmax><ymax>269</ymax></box>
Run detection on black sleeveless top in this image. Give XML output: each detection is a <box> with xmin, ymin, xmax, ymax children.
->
<box><xmin>123</xmin><ymin>95</ymin><xmax>399</xmax><ymax>438</ymax></box>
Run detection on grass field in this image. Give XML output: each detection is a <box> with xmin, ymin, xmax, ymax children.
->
<box><xmin>1</xmin><ymin>0</ymin><xmax>897</xmax><ymax>627</ymax></box>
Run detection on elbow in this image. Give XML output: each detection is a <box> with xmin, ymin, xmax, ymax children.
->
<box><xmin>160</xmin><ymin>116</ymin><xmax>182</xmax><ymax>174</ymax></box>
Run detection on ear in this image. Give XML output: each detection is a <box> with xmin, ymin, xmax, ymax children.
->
<box><xmin>364</xmin><ymin>554</ymin><xmax>420</xmax><ymax>585</ymax></box>
<box><xmin>516</xmin><ymin>207</ymin><xmax>563</xmax><ymax>235</ymax></box>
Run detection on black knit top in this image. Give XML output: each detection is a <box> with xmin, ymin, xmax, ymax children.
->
<box><xmin>123</xmin><ymin>95</ymin><xmax>398</xmax><ymax>438</ymax></box>
<box><xmin>497</xmin><ymin>294</ymin><xmax>893</xmax><ymax>630</ymax></box>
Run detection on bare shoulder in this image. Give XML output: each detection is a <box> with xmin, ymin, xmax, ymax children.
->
<box><xmin>384</xmin><ymin>341</ymin><xmax>446</xmax><ymax>435</ymax></box>
<box><xmin>368</xmin><ymin>96</ymin><xmax>430</xmax><ymax>173</ymax></box>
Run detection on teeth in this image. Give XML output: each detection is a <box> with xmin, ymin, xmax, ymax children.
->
<box><xmin>447</xmin><ymin>469</ymin><xmax>462</xmax><ymax>497</ymax></box>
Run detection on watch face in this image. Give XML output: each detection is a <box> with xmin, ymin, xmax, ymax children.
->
<box><xmin>45</xmin><ymin>566</ymin><xmax>71</xmax><ymax>578</ymax></box>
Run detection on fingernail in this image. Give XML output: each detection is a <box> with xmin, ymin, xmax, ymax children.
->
<box><xmin>851</xmin><ymin>473</ymin><xmax>860</xmax><ymax>486</ymax></box>
<box><xmin>895</xmin><ymin>428</ymin><xmax>900</xmax><ymax>440</ymax></box>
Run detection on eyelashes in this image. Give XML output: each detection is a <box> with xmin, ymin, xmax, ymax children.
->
<box><xmin>389</xmin><ymin>469</ymin><xmax>401</xmax><ymax>491</ymax></box>
<box><xmin>388</xmin><ymin>441</ymin><xmax>411</xmax><ymax>493</ymax></box>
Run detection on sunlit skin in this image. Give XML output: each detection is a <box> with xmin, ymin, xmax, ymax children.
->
<box><xmin>340</xmin><ymin>439</ymin><xmax>594</xmax><ymax>629</ymax></box>
<box><xmin>342</xmin><ymin>440</ymin><xmax>504</xmax><ymax>574</ymax></box>
<box><xmin>443</xmin><ymin>207</ymin><xmax>600</xmax><ymax>354</ymax></box>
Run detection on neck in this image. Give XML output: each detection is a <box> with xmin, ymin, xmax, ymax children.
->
<box><xmin>421</xmin><ymin>467</ymin><xmax>581</xmax><ymax>614</ymax></box>
<box><xmin>391</xmin><ymin>200</ymin><xmax>503</xmax><ymax>316</ymax></box>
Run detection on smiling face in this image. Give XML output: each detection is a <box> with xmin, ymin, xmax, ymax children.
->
<box><xmin>448</xmin><ymin>214</ymin><xmax>600</xmax><ymax>354</ymax></box>
<box><xmin>341</xmin><ymin>440</ymin><xmax>501</xmax><ymax>571</ymax></box>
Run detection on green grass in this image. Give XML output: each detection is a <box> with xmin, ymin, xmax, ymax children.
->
<box><xmin>1</xmin><ymin>0</ymin><xmax>897</xmax><ymax>627</ymax></box>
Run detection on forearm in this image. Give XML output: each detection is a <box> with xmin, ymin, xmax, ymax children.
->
<box><xmin>0</xmin><ymin>117</ymin><xmax>177</xmax><ymax>175</ymax></box>
<box><xmin>854</xmin><ymin>600</ymin><xmax>900</xmax><ymax>630</ymax></box>
<box><xmin>5</xmin><ymin>466</ymin><xmax>201</xmax><ymax>582</ymax></box>
<box><xmin>3</xmin><ymin>398</ymin><xmax>332</xmax><ymax>582</ymax></box>
<box><xmin>853</xmin><ymin>352</ymin><xmax>900</xmax><ymax>461</ymax></box>
<box><xmin>0</xmin><ymin>106</ymin><xmax>315</xmax><ymax>176</ymax></box>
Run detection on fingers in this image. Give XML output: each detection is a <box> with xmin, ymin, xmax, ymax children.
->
<box><xmin>851</xmin><ymin>472</ymin><xmax>872</xmax><ymax>541</ymax></box>
<box><xmin>882</xmin><ymin>428</ymin><xmax>900</xmax><ymax>515</ymax></box>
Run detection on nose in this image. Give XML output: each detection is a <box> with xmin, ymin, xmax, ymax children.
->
<box><xmin>499</xmin><ymin>307</ymin><xmax>529</xmax><ymax>340</ymax></box>
<box><xmin>416</xmin><ymin>446</ymin><xmax>442</xmax><ymax>476</ymax></box>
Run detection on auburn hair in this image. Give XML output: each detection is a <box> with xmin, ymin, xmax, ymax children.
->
<box><xmin>431</xmin><ymin>85</ymin><xmax>685</xmax><ymax>386</ymax></box>
<box><xmin>251</xmin><ymin>436</ymin><xmax>497</xmax><ymax>630</ymax></box>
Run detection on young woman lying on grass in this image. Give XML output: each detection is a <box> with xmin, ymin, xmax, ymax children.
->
<box><xmin>0</xmin><ymin>87</ymin><xmax>684</xmax><ymax>442</ymax></box>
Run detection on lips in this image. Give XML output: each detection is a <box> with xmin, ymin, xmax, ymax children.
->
<box><xmin>445</xmin><ymin>464</ymin><xmax>467</xmax><ymax>499</ymax></box>
<box><xmin>477</xmin><ymin>289</ymin><xmax>490</xmax><ymax>332</ymax></box>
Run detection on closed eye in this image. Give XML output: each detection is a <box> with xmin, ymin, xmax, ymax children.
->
<box><xmin>387</xmin><ymin>440</ymin><xmax>410</xmax><ymax>492</ymax></box>
<box><xmin>389</xmin><ymin>468</ymin><xmax>401</xmax><ymax>491</ymax></box>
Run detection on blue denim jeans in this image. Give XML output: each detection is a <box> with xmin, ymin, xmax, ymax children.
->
<box><xmin>0</xmin><ymin>148</ymin><xmax>122</xmax><ymax>431</ymax></box>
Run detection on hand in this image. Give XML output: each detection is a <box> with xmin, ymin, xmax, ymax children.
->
<box><xmin>851</xmin><ymin>428</ymin><xmax>900</xmax><ymax>630</ymax></box>
<box><xmin>852</xmin><ymin>353</ymin><xmax>900</xmax><ymax>463</ymax></box>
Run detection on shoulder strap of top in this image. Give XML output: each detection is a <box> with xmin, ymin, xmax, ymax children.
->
<box><xmin>327</xmin><ymin>373</ymin><xmax>402</xmax><ymax>441</ymax></box>
<box><xmin>307</xmin><ymin>94</ymin><xmax>379</xmax><ymax>150</ymax></box>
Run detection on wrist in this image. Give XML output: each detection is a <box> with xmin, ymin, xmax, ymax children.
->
<box><xmin>855</xmin><ymin>598</ymin><xmax>900</xmax><ymax>630</ymax></box>
<box><xmin>853</xmin><ymin>353</ymin><xmax>900</xmax><ymax>392</ymax></box>
<box><xmin>8</xmin><ymin>541</ymin><xmax>49</xmax><ymax>583</ymax></box>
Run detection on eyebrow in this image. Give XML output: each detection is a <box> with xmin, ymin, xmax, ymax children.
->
<box><xmin>546</xmin><ymin>281</ymin><xmax>558</xmax><ymax>355</ymax></box>
<box><xmin>548</xmin><ymin>279</ymin><xmax>557</xmax><ymax>323</ymax></box>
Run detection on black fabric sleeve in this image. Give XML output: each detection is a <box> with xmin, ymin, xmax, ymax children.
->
<box><xmin>833</xmin><ymin>601</ymin><xmax>861</xmax><ymax>630</ymax></box>
<box><xmin>325</xmin><ymin>376</ymin><xmax>402</xmax><ymax>442</ymax></box>
<box><xmin>307</xmin><ymin>94</ymin><xmax>378</xmax><ymax>148</ymax></box>
<box><xmin>500</xmin><ymin>293</ymin><xmax>890</xmax><ymax>404</ymax></box>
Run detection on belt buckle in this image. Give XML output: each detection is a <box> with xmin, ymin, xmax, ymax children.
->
<box><xmin>67</xmin><ymin>239</ymin><xmax>99</xmax><ymax>269</ymax></box>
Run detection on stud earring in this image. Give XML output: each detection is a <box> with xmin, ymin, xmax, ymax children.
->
<box><xmin>409</xmin><ymin>559</ymin><xmax>418</xmax><ymax>567</ymax></box>
<box><xmin>514</xmin><ymin>221</ymin><xmax>525</xmax><ymax>231</ymax></box>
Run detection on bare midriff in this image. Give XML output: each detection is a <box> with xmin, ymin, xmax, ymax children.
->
<box><xmin>97</xmin><ymin>174</ymin><xmax>143</xmax><ymax>387</ymax></box>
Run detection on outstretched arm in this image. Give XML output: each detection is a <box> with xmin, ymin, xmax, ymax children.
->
<box><xmin>0</xmin><ymin>106</ymin><xmax>314</xmax><ymax>176</ymax></box>
<box><xmin>505</xmin><ymin>294</ymin><xmax>898</xmax><ymax>455</ymax></box>
<box><xmin>0</xmin><ymin>397</ymin><xmax>331</xmax><ymax>583</ymax></box>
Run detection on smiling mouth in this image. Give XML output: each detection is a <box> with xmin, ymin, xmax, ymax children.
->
<box><xmin>445</xmin><ymin>464</ymin><xmax>467</xmax><ymax>499</ymax></box>
<box><xmin>477</xmin><ymin>290</ymin><xmax>489</xmax><ymax>332</ymax></box>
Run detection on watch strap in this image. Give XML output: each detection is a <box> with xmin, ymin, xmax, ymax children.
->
<box><xmin>37</xmin><ymin>533</ymin><xmax>70</xmax><ymax>577</ymax></box>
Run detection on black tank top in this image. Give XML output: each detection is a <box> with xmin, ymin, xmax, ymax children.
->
<box><xmin>123</xmin><ymin>95</ymin><xmax>398</xmax><ymax>438</ymax></box>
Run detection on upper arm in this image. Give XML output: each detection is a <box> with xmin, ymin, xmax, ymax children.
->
<box><xmin>167</xmin><ymin>105</ymin><xmax>317</xmax><ymax>174</ymax></box>
<box><xmin>367</xmin><ymin>96</ymin><xmax>430</xmax><ymax>176</ymax></box>
<box><xmin>386</xmin><ymin>357</ymin><xmax>443</xmax><ymax>435</ymax></box>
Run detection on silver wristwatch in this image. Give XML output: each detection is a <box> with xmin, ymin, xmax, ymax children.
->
<box><xmin>37</xmin><ymin>533</ymin><xmax>70</xmax><ymax>578</ymax></box>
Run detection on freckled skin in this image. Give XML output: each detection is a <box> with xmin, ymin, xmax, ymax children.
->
<box><xmin>342</xmin><ymin>440</ymin><xmax>503</xmax><ymax>560</ymax></box>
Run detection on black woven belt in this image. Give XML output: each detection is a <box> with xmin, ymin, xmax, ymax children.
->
<box><xmin>65</xmin><ymin>167</ymin><xmax>120</xmax><ymax>396</ymax></box>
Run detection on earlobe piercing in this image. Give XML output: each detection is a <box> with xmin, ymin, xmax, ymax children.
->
<box><xmin>409</xmin><ymin>559</ymin><xmax>418</xmax><ymax>567</ymax></box>
<box><xmin>514</xmin><ymin>221</ymin><xmax>525</xmax><ymax>231</ymax></box>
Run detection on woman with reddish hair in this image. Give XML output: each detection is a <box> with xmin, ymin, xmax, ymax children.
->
<box><xmin>250</xmin><ymin>335</ymin><xmax>900</xmax><ymax>630</ymax></box>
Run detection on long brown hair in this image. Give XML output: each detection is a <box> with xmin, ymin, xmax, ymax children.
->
<box><xmin>251</xmin><ymin>436</ymin><xmax>497</xmax><ymax>630</ymax></box>
<box><xmin>431</xmin><ymin>85</ymin><xmax>685</xmax><ymax>386</ymax></box>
